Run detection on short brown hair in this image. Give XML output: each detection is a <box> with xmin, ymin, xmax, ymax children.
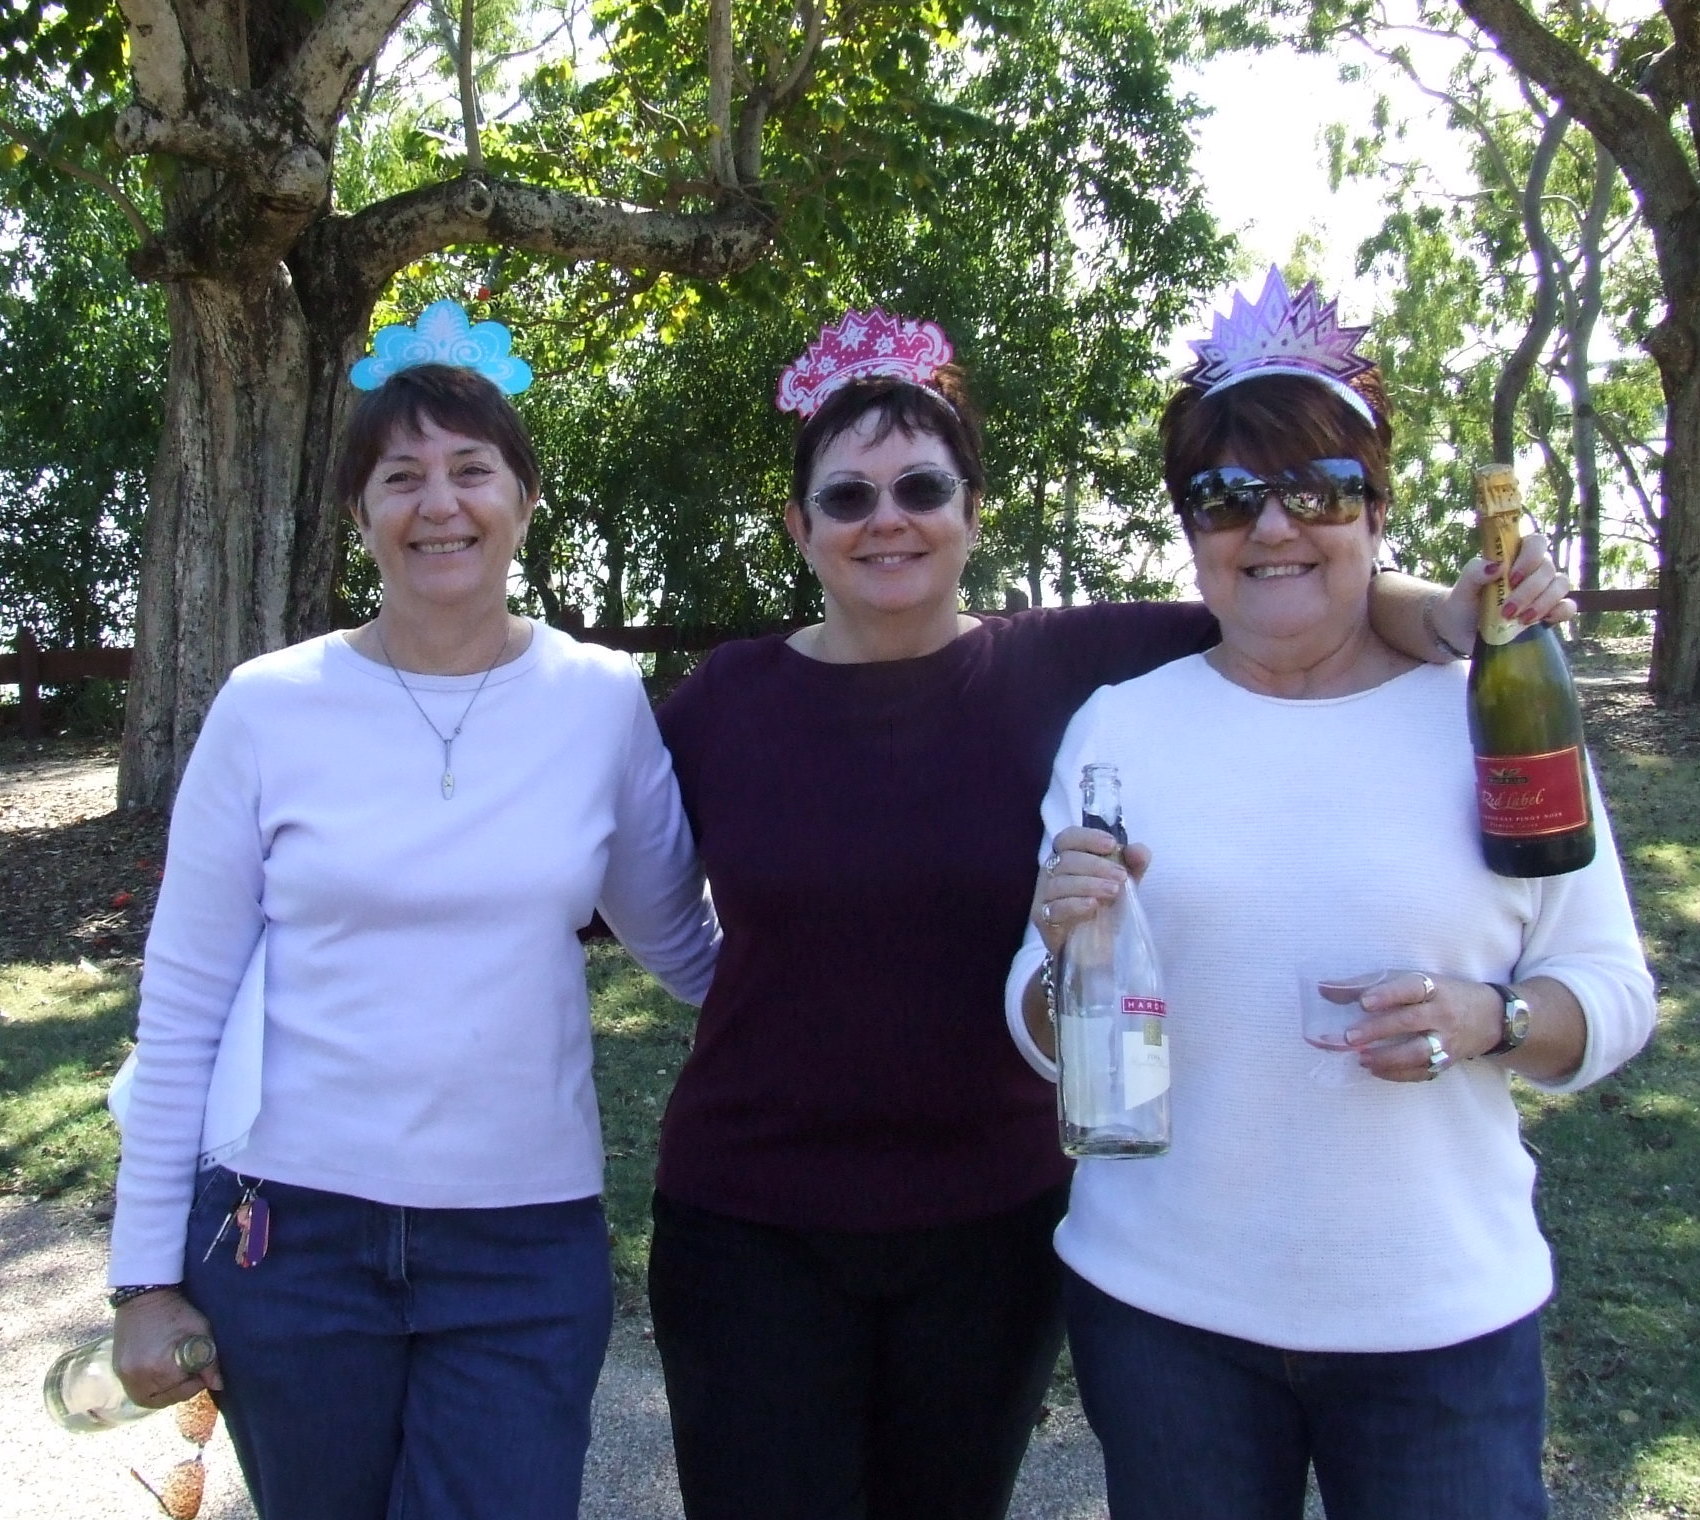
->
<box><xmin>335</xmin><ymin>363</ymin><xmax>542</xmax><ymax>514</ymax></box>
<box><xmin>1159</xmin><ymin>371</ymin><xmax>1393</xmax><ymax>525</ymax></box>
<box><xmin>790</xmin><ymin>368</ymin><xmax>986</xmax><ymax>516</ymax></box>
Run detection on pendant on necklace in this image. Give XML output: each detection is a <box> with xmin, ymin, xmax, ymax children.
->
<box><xmin>441</xmin><ymin>771</ymin><xmax>455</xmax><ymax>801</ymax></box>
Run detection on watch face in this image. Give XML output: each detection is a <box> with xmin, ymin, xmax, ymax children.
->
<box><xmin>1506</xmin><ymin>997</ymin><xmax>1531</xmax><ymax>1044</ymax></box>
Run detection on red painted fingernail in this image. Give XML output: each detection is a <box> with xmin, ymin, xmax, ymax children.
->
<box><xmin>1482</xmin><ymin>560</ymin><xmax>1501</xmax><ymax>575</ymax></box>
<box><xmin>1501</xmin><ymin>601</ymin><xmax>1518</xmax><ymax>618</ymax></box>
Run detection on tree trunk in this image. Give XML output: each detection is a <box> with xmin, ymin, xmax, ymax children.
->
<box><xmin>117</xmin><ymin>265</ymin><xmax>369</xmax><ymax>807</ymax></box>
<box><xmin>1026</xmin><ymin>475</ymin><xmax>1047</xmax><ymax>609</ymax></box>
<box><xmin>1569</xmin><ymin>147</ymin><xmax>1615</xmax><ymax>636</ymax></box>
<box><xmin>1651</xmin><ymin>332</ymin><xmax>1700</xmax><ymax>700</ymax></box>
<box><xmin>120</xmin><ymin>276</ymin><xmax>310</xmax><ymax>804</ymax></box>
<box><xmin>1058</xmin><ymin>465</ymin><xmax>1079</xmax><ymax>606</ymax></box>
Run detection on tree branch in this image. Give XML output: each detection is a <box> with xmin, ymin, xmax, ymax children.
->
<box><xmin>706</xmin><ymin>0</ymin><xmax>739</xmax><ymax>189</ymax></box>
<box><xmin>113</xmin><ymin>93</ymin><xmax>328</xmax><ymax>202</ymax></box>
<box><xmin>732</xmin><ymin>0</ymin><xmax>825</xmax><ymax>186</ymax></box>
<box><xmin>117</xmin><ymin>0</ymin><xmax>193</xmax><ymax>117</ymax></box>
<box><xmin>333</xmin><ymin>176</ymin><xmax>777</xmax><ymax>293</ymax></box>
<box><xmin>1493</xmin><ymin>106</ymin><xmax>1570</xmax><ymax>462</ymax></box>
<box><xmin>0</xmin><ymin>115</ymin><xmax>154</xmax><ymax>243</ymax></box>
<box><xmin>458</xmin><ymin>0</ymin><xmax>483</xmax><ymax>173</ymax></box>
<box><xmin>1457</xmin><ymin>0</ymin><xmax>1698</xmax><ymax>228</ymax></box>
<box><xmin>278</xmin><ymin>0</ymin><xmax>417</xmax><ymax>138</ymax></box>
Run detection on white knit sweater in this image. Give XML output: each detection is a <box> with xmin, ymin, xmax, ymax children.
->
<box><xmin>1006</xmin><ymin>655</ymin><xmax>1655</xmax><ymax>1353</ymax></box>
<box><xmin>110</xmin><ymin>622</ymin><xmax>719</xmax><ymax>1285</ymax></box>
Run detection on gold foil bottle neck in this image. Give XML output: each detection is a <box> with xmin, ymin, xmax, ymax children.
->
<box><xmin>1474</xmin><ymin>463</ymin><xmax>1522</xmax><ymax>521</ymax></box>
<box><xmin>1474</xmin><ymin>464</ymin><xmax>1523</xmax><ymax>645</ymax></box>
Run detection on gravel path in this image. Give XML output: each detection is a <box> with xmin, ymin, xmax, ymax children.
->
<box><xmin>0</xmin><ymin>1196</ymin><xmax>1112</xmax><ymax>1519</ymax></box>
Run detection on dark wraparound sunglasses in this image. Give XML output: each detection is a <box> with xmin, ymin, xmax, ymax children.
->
<box><xmin>805</xmin><ymin>468</ymin><xmax>970</xmax><ymax>523</ymax></box>
<box><xmin>1181</xmin><ymin>458</ymin><xmax>1372</xmax><ymax>534</ymax></box>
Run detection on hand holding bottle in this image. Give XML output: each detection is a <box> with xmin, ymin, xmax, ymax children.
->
<box><xmin>1030</xmin><ymin>826</ymin><xmax>1151</xmax><ymax>956</ymax></box>
<box><xmin>1424</xmin><ymin>529</ymin><xmax>1576</xmax><ymax>660</ymax></box>
<box><xmin>113</xmin><ymin>1289</ymin><xmax>222</xmax><ymax>1409</ymax></box>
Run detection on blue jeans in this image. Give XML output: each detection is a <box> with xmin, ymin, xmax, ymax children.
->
<box><xmin>183</xmin><ymin>1168</ymin><xmax>613</xmax><ymax>1520</ymax></box>
<box><xmin>1064</xmin><ymin>1269</ymin><xmax>1549</xmax><ymax>1520</ymax></box>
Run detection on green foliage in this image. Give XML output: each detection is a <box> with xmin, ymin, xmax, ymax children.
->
<box><xmin>0</xmin><ymin>150</ymin><xmax>164</xmax><ymax>648</ymax></box>
<box><xmin>1324</xmin><ymin>4</ymin><xmax>1664</xmax><ymax>586</ymax></box>
<box><xmin>1525</xmin><ymin>655</ymin><xmax>1700</xmax><ymax>1507</ymax></box>
<box><xmin>885</xmin><ymin>0</ymin><xmax>1229</xmax><ymax>606</ymax></box>
<box><xmin>468</xmin><ymin>0</ymin><xmax>1229</xmax><ymax>626</ymax></box>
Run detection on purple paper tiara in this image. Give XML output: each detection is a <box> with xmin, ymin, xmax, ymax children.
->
<box><xmin>776</xmin><ymin>308</ymin><xmax>954</xmax><ymax>418</ymax></box>
<box><xmin>1185</xmin><ymin>266</ymin><xmax>1376</xmax><ymax>424</ymax></box>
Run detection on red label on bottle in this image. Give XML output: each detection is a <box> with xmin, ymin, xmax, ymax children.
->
<box><xmin>1121</xmin><ymin>996</ymin><xmax>1167</xmax><ymax>1017</ymax></box>
<box><xmin>1475</xmin><ymin>748</ymin><xmax>1589</xmax><ymax>838</ymax></box>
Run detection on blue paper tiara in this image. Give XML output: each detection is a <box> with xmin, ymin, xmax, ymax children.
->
<box><xmin>349</xmin><ymin>300</ymin><xmax>534</xmax><ymax>394</ymax></box>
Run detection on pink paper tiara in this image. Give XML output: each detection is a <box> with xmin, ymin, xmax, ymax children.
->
<box><xmin>1185</xmin><ymin>266</ymin><xmax>1376</xmax><ymax>424</ymax></box>
<box><xmin>776</xmin><ymin>308</ymin><xmax>955</xmax><ymax>418</ymax></box>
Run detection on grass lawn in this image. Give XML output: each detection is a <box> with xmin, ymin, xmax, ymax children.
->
<box><xmin>1523</xmin><ymin>680</ymin><xmax>1700</xmax><ymax>1507</ymax></box>
<box><xmin>2</xmin><ymin>641</ymin><xmax>1696</xmax><ymax>1514</ymax></box>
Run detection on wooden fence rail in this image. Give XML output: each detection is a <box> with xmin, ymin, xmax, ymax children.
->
<box><xmin>1</xmin><ymin>588</ymin><xmax>1663</xmax><ymax>741</ymax></box>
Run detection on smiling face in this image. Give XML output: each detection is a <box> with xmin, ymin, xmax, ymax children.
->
<box><xmin>356</xmin><ymin>415</ymin><xmax>535</xmax><ymax>622</ymax></box>
<box><xmin>785</xmin><ymin>411</ymin><xmax>978</xmax><ymax>657</ymax></box>
<box><xmin>1188</xmin><ymin>459</ymin><xmax>1386</xmax><ymax>659</ymax></box>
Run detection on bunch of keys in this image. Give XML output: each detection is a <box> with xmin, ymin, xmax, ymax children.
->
<box><xmin>203</xmin><ymin>1179</ymin><xmax>270</xmax><ymax>1268</ymax></box>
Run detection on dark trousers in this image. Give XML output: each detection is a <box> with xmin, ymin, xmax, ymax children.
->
<box><xmin>647</xmin><ymin>1185</ymin><xmax>1069</xmax><ymax>1520</ymax></box>
<box><xmin>184</xmin><ymin>1168</ymin><xmax>613</xmax><ymax>1520</ymax></box>
<box><xmin>1064</xmin><ymin>1268</ymin><xmax>1550</xmax><ymax>1520</ymax></box>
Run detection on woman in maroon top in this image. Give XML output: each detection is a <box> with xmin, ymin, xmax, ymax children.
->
<box><xmin>647</xmin><ymin>311</ymin><xmax>1570</xmax><ymax>1520</ymax></box>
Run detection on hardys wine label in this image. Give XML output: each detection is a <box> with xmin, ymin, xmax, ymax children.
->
<box><xmin>1121</xmin><ymin>996</ymin><xmax>1166</xmax><ymax>1017</ymax></box>
<box><xmin>1475</xmin><ymin>464</ymin><xmax>1524</xmax><ymax>647</ymax></box>
<box><xmin>1476</xmin><ymin>747</ymin><xmax>1589</xmax><ymax>838</ymax></box>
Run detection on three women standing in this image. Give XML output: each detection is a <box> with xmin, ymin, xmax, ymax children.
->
<box><xmin>107</xmin><ymin>314</ymin><xmax>718</xmax><ymax>1520</ymax></box>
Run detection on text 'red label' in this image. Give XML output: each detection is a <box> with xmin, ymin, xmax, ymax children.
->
<box><xmin>1121</xmin><ymin>996</ymin><xmax>1167</xmax><ymax>1017</ymax></box>
<box><xmin>1476</xmin><ymin>747</ymin><xmax>1589</xmax><ymax>838</ymax></box>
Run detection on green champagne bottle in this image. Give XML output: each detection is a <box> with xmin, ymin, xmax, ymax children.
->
<box><xmin>1466</xmin><ymin>464</ymin><xmax>1596</xmax><ymax>877</ymax></box>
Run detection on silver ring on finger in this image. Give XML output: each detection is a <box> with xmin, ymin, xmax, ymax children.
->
<box><xmin>1041</xmin><ymin>901</ymin><xmax>1056</xmax><ymax>926</ymax></box>
<box><xmin>1417</xmin><ymin>974</ymin><xmax>1436</xmax><ymax>1003</ymax></box>
<box><xmin>1043</xmin><ymin>852</ymin><xmax>1062</xmax><ymax>876</ymax></box>
<box><xmin>1423</xmin><ymin>1030</ymin><xmax>1450</xmax><ymax>1079</ymax></box>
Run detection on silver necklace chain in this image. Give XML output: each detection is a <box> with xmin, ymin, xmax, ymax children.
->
<box><xmin>376</xmin><ymin>623</ymin><xmax>511</xmax><ymax>800</ymax></box>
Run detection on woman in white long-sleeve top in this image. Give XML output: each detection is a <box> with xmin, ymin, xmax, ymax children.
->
<box><xmin>1008</xmin><ymin>269</ymin><xmax>1655</xmax><ymax>1520</ymax></box>
<box><xmin>104</xmin><ymin>321</ymin><xmax>718</xmax><ymax>1520</ymax></box>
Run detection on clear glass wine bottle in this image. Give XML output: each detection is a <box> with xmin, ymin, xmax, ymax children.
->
<box><xmin>43</xmin><ymin>1331</ymin><xmax>215</xmax><ymax>1432</ymax></box>
<box><xmin>1054</xmin><ymin>763</ymin><xmax>1170</xmax><ymax>1157</ymax></box>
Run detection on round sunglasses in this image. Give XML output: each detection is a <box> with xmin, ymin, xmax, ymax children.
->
<box><xmin>805</xmin><ymin>468</ymin><xmax>970</xmax><ymax>523</ymax></box>
<box><xmin>1181</xmin><ymin>458</ymin><xmax>1372</xmax><ymax>534</ymax></box>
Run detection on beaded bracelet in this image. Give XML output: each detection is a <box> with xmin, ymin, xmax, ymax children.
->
<box><xmin>108</xmin><ymin>1284</ymin><xmax>178</xmax><ymax>1309</ymax></box>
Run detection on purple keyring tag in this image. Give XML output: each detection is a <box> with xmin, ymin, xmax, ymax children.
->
<box><xmin>235</xmin><ymin>1193</ymin><xmax>270</xmax><ymax>1268</ymax></box>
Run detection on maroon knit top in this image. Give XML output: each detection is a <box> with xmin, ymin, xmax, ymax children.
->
<box><xmin>654</xmin><ymin>601</ymin><xmax>1218</xmax><ymax>1232</ymax></box>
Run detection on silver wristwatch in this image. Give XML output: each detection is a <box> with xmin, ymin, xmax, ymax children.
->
<box><xmin>1484</xmin><ymin>982</ymin><xmax>1531</xmax><ymax>1056</ymax></box>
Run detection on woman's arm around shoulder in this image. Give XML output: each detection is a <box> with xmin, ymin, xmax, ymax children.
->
<box><xmin>597</xmin><ymin>662</ymin><xmax>720</xmax><ymax>1005</ymax></box>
